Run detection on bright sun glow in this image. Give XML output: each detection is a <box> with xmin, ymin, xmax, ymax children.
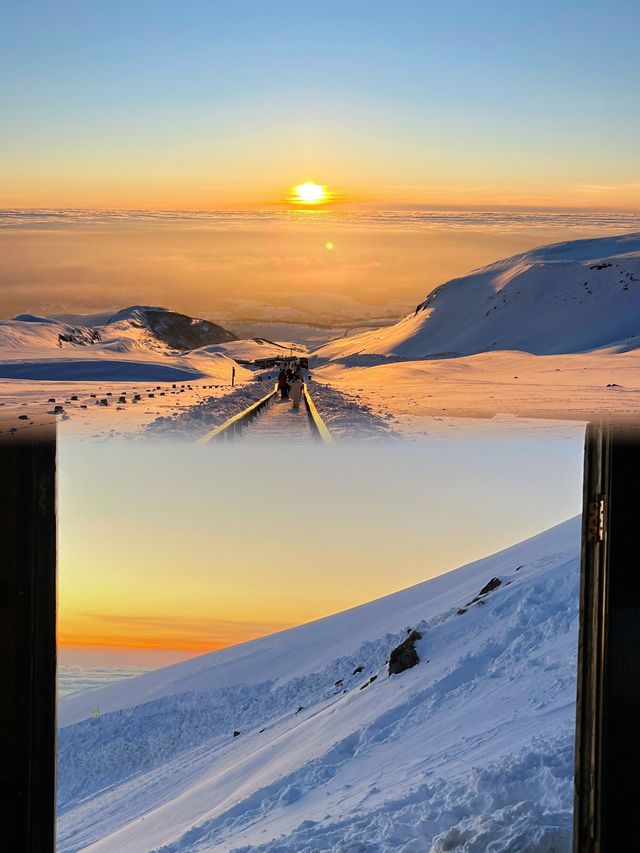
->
<box><xmin>291</xmin><ymin>182</ymin><xmax>328</xmax><ymax>204</ymax></box>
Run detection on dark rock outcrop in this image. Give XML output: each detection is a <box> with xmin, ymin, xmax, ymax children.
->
<box><xmin>107</xmin><ymin>306</ymin><xmax>237</xmax><ymax>351</ymax></box>
<box><xmin>388</xmin><ymin>629</ymin><xmax>422</xmax><ymax>676</ymax></box>
<box><xmin>479</xmin><ymin>577</ymin><xmax>501</xmax><ymax>596</ymax></box>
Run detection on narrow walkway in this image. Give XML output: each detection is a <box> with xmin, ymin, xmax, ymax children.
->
<box><xmin>241</xmin><ymin>396</ymin><xmax>313</xmax><ymax>442</ymax></box>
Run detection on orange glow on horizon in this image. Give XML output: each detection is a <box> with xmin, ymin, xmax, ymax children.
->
<box><xmin>57</xmin><ymin>616</ymin><xmax>296</xmax><ymax>653</ymax></box>
<box><xmin>58</xmin><ymin>634</ymin><xmax>233</xmax><ymax>653</ymax></box>
<box><xmin>2</xmin><ymin>175</ymin><xmax>639</xmax><ymax>211</ymax></box>
<box><xmin>58</xmin><ymin>635</ymin><xmax>229</xmax><ymax>653</ymax></box>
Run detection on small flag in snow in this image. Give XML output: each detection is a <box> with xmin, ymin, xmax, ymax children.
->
<box><xmin>91</xmin><ymin>708</ymin><xmax>100</xmax><ymax>718</ymax></box>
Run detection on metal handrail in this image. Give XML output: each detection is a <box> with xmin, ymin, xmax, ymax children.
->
<box><xmin>196</xmin><ymin>383</ymin><xmax>278</xmax><ymax>443</ymax></box>
<box><xmin>197</xmin><ymin>381</ymin><xmax>334</xmax><ymax>444</ymax></box>
<box><xmin>303</xmin><ymin>383</ymin><xmax>334</xmax><ymax>444</ymax></box>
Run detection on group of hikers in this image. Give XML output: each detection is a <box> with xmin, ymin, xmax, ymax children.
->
<box><xmin>277</xmin><ymin>361</ymin><xmax>306</xmax><ymax>409</ymax></box>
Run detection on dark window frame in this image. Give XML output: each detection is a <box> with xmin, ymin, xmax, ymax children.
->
<box><xmin>1</xmin><ymin>421</ymin><xmax>637</xmax><ymax>851</ymax></box>
<box><xmin>0</xmin><ymin>431</ymin><xmax>57</xmax><ymax>853</ymax></box>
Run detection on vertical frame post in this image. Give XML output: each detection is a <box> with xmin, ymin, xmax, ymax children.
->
<box><xmin>0</xmin><ymin>430</ymin><xmax>57</xmax><ymax>852</ymax></box>
<box><xmin>574</xmin><ymin>421</ymin><xmax>640</xmax><ymax>851</ymax></box>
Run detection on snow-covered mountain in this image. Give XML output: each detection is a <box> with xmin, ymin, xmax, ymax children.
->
<box><xmin>104</xmin><ymin>306</ymin><xmax>237</xmax><ymax>352</ymax></box>
<box><xmin>1</xmin><ymin>306</ymin><xmax>237</xmax><ymax>356</ymax></box>
<box><xmin>1</xmin><ymin>314</ymin><xmax>104</xmax><ymax>351</ymax></box>
<box><xmin>315</xmin><ymin>233</ymin><xmax>640</xmax><ymax>363</ymax></box>
<box><xmin>0</xmin><ymin>306</ymin><xmax>251</xmax><ymax>383</ymax></box>
<box><xmin>57</xmin><ymin>518</ymin><xmax>580</xmax><ymax>852</ymax></box>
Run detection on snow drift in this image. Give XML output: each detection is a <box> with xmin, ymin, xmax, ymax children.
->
<box><xmin>57</xmin><ymin>518</ymin><xmax>580</xmax><ymax>852</ymax></box>
<box><xmin>314</xmin><ymin>233</ymin><xmax>640</xmax><ymax>362</ymax></box>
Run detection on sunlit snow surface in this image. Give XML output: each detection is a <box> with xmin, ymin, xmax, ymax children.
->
<box><xmin>57</xmin><ymin>519</ymin><xmax>579</xmax><ymax>852</ymax></box>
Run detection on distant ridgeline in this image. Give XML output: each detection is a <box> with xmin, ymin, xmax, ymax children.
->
<box><xmin>2</xmin><ymin>306</ymin><xmax>237</xmax><ymax>354</ymax></box>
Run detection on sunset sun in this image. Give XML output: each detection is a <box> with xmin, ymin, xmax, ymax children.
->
<box><xmin>291</xmin><ymin>182</ymin><xmax>329</xmax><ymax>205</ymax></box>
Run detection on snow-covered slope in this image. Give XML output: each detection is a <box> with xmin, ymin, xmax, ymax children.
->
<box><xmin>104</xmin><ymin>306</ymin><xmax>237</xmax><ymax>352</ymax></box>
<box><xmin>0</xmin><ymin>316</ymin><xmax>103</xmax><ymax>351</ymax></box>
<box><xmin>315</xmin><ymin>233</ymin><xmax>640</xmax><ymax>362</ymax></box>
<box><xmin>194</xmin><ymin>338</ymin><xmax>307</xmax><ymax>363</ymax></box>
<box><xmin>0</xmin><ymin>306</ymin><xmax>236</xmax><ymax>356</ymax></box>
<box><xmin>0</xmin><ymin>307</ymin><xmax>250</xmax><ymax>383</ymax></box>
<box><xmin>58</xmin><ymin>518</ymin><xmax>580</xmax><ymax>852</ymax></box>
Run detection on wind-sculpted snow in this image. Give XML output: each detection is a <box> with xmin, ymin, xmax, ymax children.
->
<box><xmin>57</xmin><ymin>519</ymin><xmax>580</xmax><ymax>852</ymax></box>
<box><xmin>226</xmin><ymin>738</ymin><xmax>573</xmax><ymax>853</ymax></box>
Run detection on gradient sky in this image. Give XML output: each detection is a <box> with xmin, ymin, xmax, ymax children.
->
<box><xmin>58</xmin><ymin>430</ymin><xmax>584</xmax><ymax>655</ymax></box>
<box><xmin>2</xmin><ymin>0</ymin><xmax>640</xmax><ymax>209</ymax></box>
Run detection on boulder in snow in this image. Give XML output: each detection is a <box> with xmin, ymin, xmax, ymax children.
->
<box><xmin>479</xmin><ymin>577</ymin><xmax>502</xmax><ymax>596</ymax></box>
<box><xmin>388</xmin><ymin>629</ymin><xmax>422</xmax><ymax>676</ymax></box>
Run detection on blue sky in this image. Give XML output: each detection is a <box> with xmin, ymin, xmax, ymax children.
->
<box><xmin>2</xmin><ymin>1</ymin><xmax>639</xmax><ymax>208</ymax></box>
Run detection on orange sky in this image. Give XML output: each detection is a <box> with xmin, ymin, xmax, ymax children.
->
<box><xmin>5</xmin><ymin>175</ymin><xmax>640</xmax><ymax>212</ymax></box>
<box><xmin>58</xmin><ymin>437</ymin><xmax>583</xmax><ymax>655</ymax></box>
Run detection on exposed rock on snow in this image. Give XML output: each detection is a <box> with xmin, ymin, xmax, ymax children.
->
<box><xmin>105</xmin><ymin>306</ymin><xmax>237</xmax><ymax>351</ymax></box>
<box><xmin>388</xmin><ymin>629</ymin><xmax>422</xmax><ymax>675</ymax></box>
<box><xmin>479</xmin><ymin>577</ymin><xmax>502</xmax><ymax>596</ymax></box>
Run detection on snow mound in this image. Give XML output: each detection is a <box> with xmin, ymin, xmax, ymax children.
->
<box><xmin>57</xmin><ymin>518</ymin><xmax>580</xmax><ymax>852</ymax></box>
<box><xmin>314</xmin><ymin>232</ymin><xmax>640</xmax><ymax>362</ymax></box>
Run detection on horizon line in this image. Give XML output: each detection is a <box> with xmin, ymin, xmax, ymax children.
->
<box><xmin>3</xmin><ymin>203</ymin><xmax>640</xmax><ymax>214</ymax></box>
